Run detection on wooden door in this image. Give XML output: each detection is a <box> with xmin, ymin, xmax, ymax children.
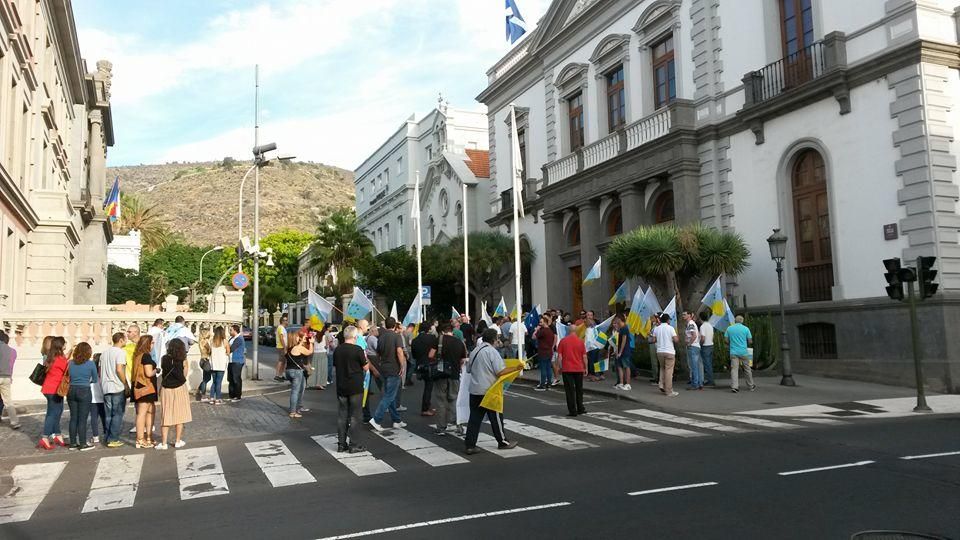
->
<box><xmin>780</xmin><ymin>0</ymin><xmax>815</xmax><ymax>88</ymax></box>
<box><xmin>792</xmin><ymin>150</ymin><xmax>833</xmax><ymax>302</ymax></box>
<box><xmin>571</xmin><ymin>265</ymin><xmax>583</xmax><ymax>314</ymax></box>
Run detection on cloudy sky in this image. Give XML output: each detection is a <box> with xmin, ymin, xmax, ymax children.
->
<box><xmin>73</xmin><ymin>0</ymin><xmax>551</xmax><ymax>170</ymax></box>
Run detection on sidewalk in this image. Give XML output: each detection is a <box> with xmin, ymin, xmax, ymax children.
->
<box><xmin>516</xmin><ymin>369</ymin><xmax>945</xmax><ymax>415</ymax></box>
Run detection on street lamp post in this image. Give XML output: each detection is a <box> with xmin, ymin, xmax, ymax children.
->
<box><xmin>767</xmin><ymin>228</ymin><xmax>796</xmax><ymax>387</ymax></box>
<box><xmin>199</xmin><ymin>246</ymin><xmax>224</xmax><ymax>284</ymax></box>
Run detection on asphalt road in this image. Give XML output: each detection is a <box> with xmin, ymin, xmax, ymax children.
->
<box><xmin>1</xmin><ymin>379</ymin><xmax>958</xmax><ymax>540</ymax></box>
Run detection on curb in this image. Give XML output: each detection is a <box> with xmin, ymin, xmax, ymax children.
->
<box><xmin>6</xmin><ymin>381</ymin><xmax>290</xmax><ymax>415</ymax></box>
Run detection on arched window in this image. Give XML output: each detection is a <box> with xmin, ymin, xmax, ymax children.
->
<box><xmin>428</xmin><ymin>217</ymin><xmax>436</xmax><ymax>244</ymax></box>
<box><xmin>456</xmin><ymin>202</ymin><xmax>463</xmax><ymax>235</ymax></box>
<box><xmin>792</xmin><ymin>149</ymin><xmax>833</xmax><ymax>302</ymax></box>
<box><xmin>567</xmin><ymin>218</ymin><xmax>581</xmax><ymax>246</ymax></box>
<box><xmin>653</xmin><ymin>190</ymin><xmax>674</xmax><ymax>224</ymax></box>
<box><xmin>606</xmin><ymin>205</ymin><xmax>623</xmax><ymax>236</ymax></box>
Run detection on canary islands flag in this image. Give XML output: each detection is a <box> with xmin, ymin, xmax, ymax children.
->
<box><xmin>609</xmin><ymin>280</ymin><xmax>629</xmax><ymax>306</ymax></box>
<box><xmin>662</xmin><ymin>296</ymin><xmax>678</xmax><ymax>329</ymax></box>
<box><xmin>402</xmin><ymin>293</ymin><xmax>422</xmax><ymax>328</ymax></box>
<box><xmin>494</xmin><ymin>297</ymin><xmax>507</xmax><ymax>317</ymax></box>
<box><xmin>582</xmin><ymin>256</ymin><xmax>601</xmax><ymax>285</ymax></box>
<box><xmin>344</xmin><ymin>287</ymin><xmax>374</xmax><ymax>322</ymax></box>
<box><xmin>627</xmin><ymin>287</ymin><xmax>662</xmax><ymax>337</ymax></box>
<box><xmin>103</xmin><ymin>176</ymin><xmax>120</xmax><ymax>222</ymax></box>
<box><xmin>709</xmin><ymin>298</ymin><xmax>736</xmax><ymax>332</ymax></box>
<box><xmin>701</xmin><ymin>276</ymin><xmax>725</xmax><ymax>317</ymax></box>
<box><xmin>307</xmin><ymin>290</ymin><xmax>334</xmax><ymax>331</ymax></box>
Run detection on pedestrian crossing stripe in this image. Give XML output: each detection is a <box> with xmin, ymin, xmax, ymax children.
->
<box><xmin>0</xmin><ymin>410</ymin><xmax>849</xmax><ymax>523</ymax></box>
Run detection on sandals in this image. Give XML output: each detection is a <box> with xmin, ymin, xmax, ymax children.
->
<box><xmin>136</xmin><ymin>439</ymin><xmax>153</xmax><ymax>449</ymax></box>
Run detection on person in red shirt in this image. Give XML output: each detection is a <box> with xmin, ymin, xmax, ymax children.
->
<box><xmin>556</xmin><ymin>323</ymin><xmax>587</xmax><ymax>417</ymax></box>
<box><xmin>38</xmin><ymin>336</ymin><xmax>69</xmax><ymax>450</ymax></box>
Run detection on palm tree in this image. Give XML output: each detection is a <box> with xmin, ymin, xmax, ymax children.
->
<box><xmin>118</xmin><ymin>192</ymin><xmax>175</xmax><ymax>252</ymax></box>
<box><xmin>309</xmin><ymin>207</ymin><xmax>374</xmax><ymax>296</ymax></box>
<box><xmin>606</xmin><ymin>224</ymin><xmax>749</xmax><ymax>314</ymax></box>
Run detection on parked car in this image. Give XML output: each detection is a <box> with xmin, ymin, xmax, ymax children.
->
<box><xmin>242</xmin><ymin>326</ymin><xmax>253</xmax><ymax>340</ymax></box>
<box><xmin>259</xmin><ymin>326</ymin><xmax>276</xmax><ymax>346</ymax></box>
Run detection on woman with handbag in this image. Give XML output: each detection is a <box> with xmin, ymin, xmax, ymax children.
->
<box><xmin>66</xmin><ymin>342</ymin><xmax>98</xmax><ymax>451</ymax></box>
<box><xmin>37</xmin><ymin>336</ymin><xmax>68</xmax><ymax>450</ymax></box>
<box><xmin>131</xmin><ymin>335</ymin><xmax>158</xmax><ymax>448</ymax></box>
<box><xmin>195</xmin><ymin>329</ymin><xmax>213</xmax><ymax>402</ymax></box>
<box><xmin>157</xmin><ymin>339</ymin><xmax>192</xmax><ymax>449</ymax></box>
<box><xmin>208</xmin><ymin>326</ymin><xmax>230</xmax><ymax>405</ymax></box>
<box><xmin>285</xmin><ymin>333</ymin><xmax>313</xmax><ymax>418</ymax></box>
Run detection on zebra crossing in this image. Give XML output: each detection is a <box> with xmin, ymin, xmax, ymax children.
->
<box><xmin>0</xmin><ymin>409</ymin><xmax>840</xmax><ymax>525</ymax></box>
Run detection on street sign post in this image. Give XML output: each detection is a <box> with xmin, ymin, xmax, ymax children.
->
<box><xmin>421</xmin><ymin>285</ymin><xmax>432</xmax><ymax>305</ymax></box>
<box><xmin>232</xmin><ymin>272</ymin><xmax>250</xmax><ymax>290</ymax></box>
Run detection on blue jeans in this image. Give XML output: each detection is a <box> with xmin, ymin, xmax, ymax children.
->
<box><xmin>210</xmin><ymin>371</ymin><xmax>225</xmax><ymax>400</ymax></box>
<box><xmin>687</xmin><ymin>347</ymin><xmax>703</xmax><ymax>388</ymax></box>
<box><xmin>327</xmin><ymin>354</ymin><xmax>335</xmax><ymax>384</ymax></box>
<box><xmin>198</xmin><ymin>368</ymin><xmax>212</xmax><ymax>395</ymax></box>
<box><xmin>67</xmin><ymin>385</ymin><xmax>92</xmax><ymax>447</ymax></box>
<box><xmin>43</xmin><ymin>394</ymin><xmax>64</xmax><ymax>437</ymax></box>
<box><xmin>89</xmin><ymin>402</ymin><xmax>106</xmax><ymax>438</ymax></box>
<box><xmin>103</xmin><ymin>392</ymin><xmax>126</xmax><ymax>443</ymax></box>
<box><xmin>538</xmin><ymin>354</ymin><xmax>552</xmax><ymax>386</ymax></box>
<box><xmin>701</xmin><ymin>346</ymin><xmax>714</xmax><ymax>385</ymax></box>
<box><xmin>286</xmin><ymin>368</ymin><xmax>305</xmax><ymax>413</ymax></box>
<box><xmin>373</xmin><ymin>375</ymin><xmax>402</xmax><ymax>424</ymax></box>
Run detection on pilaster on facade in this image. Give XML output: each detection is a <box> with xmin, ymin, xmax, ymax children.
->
<box><xmin>889</xmin><ymin>62</ymin><xmax>960</xmax><ymax>290</ymax></box>
<box><xmin>697</xmin><ymin>136</ymin><xmax>732</xmax><ymax>230</ymax></box>
<box><xmin>689</xmin><ymin>0</ymin><xmax>723</xmax><ymax>103</ymax></box>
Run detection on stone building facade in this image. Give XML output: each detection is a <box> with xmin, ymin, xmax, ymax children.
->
<box><xmin>0</xmin><ymin>0</ymin><xmax>115</xmax><ymax>310</ymax></box>
<box><xmin>478</xmin><ymin>0</ymin><xmax>960</xmax><ymax>391</ymax></box>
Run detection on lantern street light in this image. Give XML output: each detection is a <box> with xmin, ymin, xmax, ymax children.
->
<box><xmin>766</xmin><ymin>228</ymin><xmax>796</xmax><ymax>386</ymax></box>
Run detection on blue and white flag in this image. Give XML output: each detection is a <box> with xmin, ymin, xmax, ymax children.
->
<box><xmin>582</xmin><ymin>256</ymin><xmax>601</xmax><ymax>285</ymax></box>
<box><xmin>505</xmin><ymin>0</ymin><xmax>527</xmax><ymax>44</ymax></box>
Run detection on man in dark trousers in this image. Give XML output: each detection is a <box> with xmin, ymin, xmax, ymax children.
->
<box><xmin>411</xmin><ymin>320</ymin><xmax>438</xmax><ymax>417</ymax></box>
<box><xmin>433</xmin><ymin>322</ymin><xmax>467</xmax><ymax>435</ymax></box>
<box><xmin>463</xmin><ymin>328</ymin><xmax>522</xmax><ymax>455</ymax></box>
<box><xmin>557</xmin><ymin>322</ymin><xmax>588</xmax><ymax>416</ymax></box>
<box><xmin>334</xmin><ymin>326</ymin><xmax>368</xmax><ymax>453</ymax></box>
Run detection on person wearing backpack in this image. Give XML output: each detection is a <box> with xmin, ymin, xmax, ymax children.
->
<box><xmin>432</xmin><ymin>321</ymin><xmax>467</xmax><ymax>436</ymax></box>
<box><xmin>411</xmin><ymin>320</ymin><xmax>438</xmax><ymax>417</ymax></box>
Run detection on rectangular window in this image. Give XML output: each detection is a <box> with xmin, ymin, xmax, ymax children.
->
<box><xmin>384</xmin><ymin>168</ymin><xmax>390</xmax><ymax>188</ymax></box>
<box><xmin>606</xmin><ymin>65</ymin><xmax>626</xmax><ymax>131</ymax></box>
<box><xmin>517</xmin><ymin>127</ymin><xmax>527</xmax><ymax>178</ymax></box>
<box><xmin>567</xmin><ymin>92</ymin><xmax>584</xmax><ymax>152</ymax></box>
<box><xmin>396</xmin><ymin>155</ymin><xmax>403</xmax><ymax>175</ymax></box>
<box><xmin>384</xmin><ymin>223</ymin><xmax>390</xmax><ymax>249</ymax></box>
<box><xmin>426</xmin><ymin>145</ymin><xmax>433</xmax><ymax>160</ymax></box>
<box><xmin>359</xmin><ymin>187</ymin><xmax>364</xmax><ymax>203</ymax></box>
<box><xmin>397</xmin><ymin>216</ymin><xmax>403</xmax><ymax>245</ymax></box>
<box><xmin>652</xmin><ymin>36</ymin><xmax>676</xmax><ymax>109</ymax></box>
<box><xmin>377</xmin><ymin>227</ymin><xmax>383</xmax><ymax>251</ymax></box>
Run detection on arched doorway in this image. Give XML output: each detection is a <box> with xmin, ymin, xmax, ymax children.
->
<box><xmin>520</xmin><ymin>236</ymin><xmax>533</xmax><ymax>311</ymax></box>
<box><xmin>792</xmin><ymin>149</ymin><xmax>833</xmax><ymax>302</ymax></box>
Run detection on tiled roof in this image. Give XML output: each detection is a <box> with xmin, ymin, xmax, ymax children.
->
<box><xmin>463</xmin><ymin>149</ymin><xmax>490</xmax><ymax>179</ymax></box>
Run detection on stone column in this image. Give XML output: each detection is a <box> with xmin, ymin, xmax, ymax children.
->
<box><xmin>578</xmin><ymin>200</ymin><xmax>603</xmax><ymax>313</ymax></box>
<box><xmin>88</xmin><ymin>110</ymin><xmax>106</xmax><ymax>204</ymax></box>
<box><xmin>670</xmin><ymin>168</ymin><xmax>703</xmax><ymax>226</ymax></box>
<box><xmin>620</xmin><ymin>183</ymin><xmax>645</xmax><ymax>233</ymax></box>
<box><xmin>543</xmin><ymin>212</ymin><xmax>568</xmax><ymax>310</ymax></box>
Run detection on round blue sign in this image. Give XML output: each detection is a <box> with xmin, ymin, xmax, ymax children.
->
<box><xmin>232</xmin><ymin>272</ymin><xmax>250</xmax><ymax>290</ymax></box>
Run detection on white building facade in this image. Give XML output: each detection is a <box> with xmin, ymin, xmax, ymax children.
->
<box><xmin>355</xmin><ymin>101</ymin><xmax>490</xmax><ymax>254</ymax></box>
<box><xmin>478</xmin><ymin>0</ymin><xmax>960</xmax><ymax>391</ymax></box>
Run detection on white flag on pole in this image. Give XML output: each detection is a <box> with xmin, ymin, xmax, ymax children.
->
<box><xmin>510</xmin><ymin>104</ymin><xmax>525</xmax><ymax>218</ymax></box>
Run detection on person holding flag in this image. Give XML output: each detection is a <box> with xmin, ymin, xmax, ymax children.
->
<box><xmin>463</xmin><ymin>329</ymin><xmax>522</xmax><ymax>455</ymax></box>
<box><xmin>333</xmin><ymin>326</ymin><xmax>368</xmax><ymax>453</ymax></box>
<box><xmin>612</xmin><ymin>316</ymin><xmax>634</xmax><ymax>391</ymax></box>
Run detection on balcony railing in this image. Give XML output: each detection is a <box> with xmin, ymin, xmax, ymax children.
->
<box><xmin>542</xmin><ymin>101</ymin><xmax>692</xmax><ymax>185</ymax></box>
<box><xmin>498</xmin><ymin>179</ymin><xmax>541</xmax><ymax>214</ymax></box>
<box><xmin>742</xmin><ymin>33</ymin><xmax>847</xmax><ymax>109</ymax></box>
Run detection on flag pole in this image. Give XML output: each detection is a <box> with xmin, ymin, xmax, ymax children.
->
<box><xmin>414</xmin><ymin>171</ymin><xmax>424</xmax><ymax>325</ymax></box>
<box><xmin>462</xmin><ymin>181</ymin><xmax>470</xmax><ymax>319</ymax></box>
<box><xmin>510</xmin><ymin>104</ymin><xmax>524</xmax><ymax>363</ymax></box>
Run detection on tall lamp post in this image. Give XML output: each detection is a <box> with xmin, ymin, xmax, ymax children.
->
<box><xmin>767</xmin><ymin>228</ymin><xmax>796</xmax><ymax>386</ymax></box>
<box><xmin>199</xmin><ymin>246</ymin><xmax>223</xmax><ymax>284</ymax></box>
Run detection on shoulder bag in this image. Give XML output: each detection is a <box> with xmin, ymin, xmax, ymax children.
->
<box><xmin>28</xmin><ymin>363</ymin><xmax>47</xmax><ymax>386</ymax></box>
<box><xmin>133</xmin><ymin>359</ymin><xmax>156</xmax><ymax>400</ymax></box>
<box><xmin>56</xmin><ymin>363</ymin><xmax>70</xmax><ymax>397</ymax></box>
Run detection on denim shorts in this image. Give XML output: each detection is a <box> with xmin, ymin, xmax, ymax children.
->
<box><xmin>616</xmin><ymin>354</ymin><xmax>634</xmax><ymax>370</ymax></box>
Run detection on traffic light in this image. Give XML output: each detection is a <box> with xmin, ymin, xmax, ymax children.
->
<box><xmin>883</xmin><ymin>258</ymin><xmax>904</xmax><ymax>301</ymax></box>
<box><xmin>917</xmin><ymin>256</ymin><xmax>938</xmax><ymax>299</ymax></box>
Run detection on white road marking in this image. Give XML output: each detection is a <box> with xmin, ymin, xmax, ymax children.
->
<box><xmin>246</xmin><ymin>440</ymin><xmax>316</xmax><ymax>487</ymax></box>
<box><xmin>451</xmin><ymin>432</ymin><xmax>536</xmax><ymax>458</ymax></box>
<box><xmin>176</xmin><ymin>446</ymin><xmax>230</xmax><ymax>499</ymax></box>
<box><xmin>900</xmin><ymin>450</ymin><xmax>960</xmax><ymax>461</ymax></box>
<box><xmin>586</xmin><ymin>411</ymin><xmax>705</xmax><ymax>438</ymax></box>
<box><xmin>313</xmin><ymin>435</ymin><xmax>396</xmax><ymax>476</ymax></box>
<box><xmin>797</xmin><ymin>418</ymin><xmax>845</xmax><ymax>425</ymax></box>
<box><xmin>693</xmin><ymin>413</ymin><xmax>802</xmax><ymax>430</ymax></box>
<box><xmin>625</xmin><ymin>408</ymin><xmax>751</xmax><ymax>433</ymax></box>
<box><xmin>778</xmin><ymin>460</ymin><xmax>875</xmax><ymax>476</ymax></box>
<box><xmin>315</xmin><ymin>501</ymin><xmax>572</xmax><ymax>540</ymax></box>
<box><xmin>375</xmin><ymin>428</ymin><xmax>469</xmax><ymax>466</ymax></box>
<box><xmin>82</xmin><ymin>454</ymin><xmax>144</xmax><ymax>513</ymax></box>
<box><xmin>0</xmin><ymin>462</ymin><xmax>67</xmax><ymax>524</ymax></box>
<box><xmin>534</xmin><ymin>415</ymin><xmax>654</xmax><ymax>443</ymax></box>
<box><xmin>504</xmin><ymin>390</ymin><xmax>554</xmax><ymax>405</ymax></box>
<box><xmin>628</xmin><ymin>482</ymin><xmax>719</xmax><ymax>496</ymax></box>
<box><xmin>503</xmin><ymin>420</ymin><xmax>597</xmax><ymax>450</ymax></box>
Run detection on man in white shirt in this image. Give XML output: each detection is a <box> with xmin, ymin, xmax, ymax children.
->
<box><xmin>683</xmin><ymin>311</ymin><xmax>703</xmax><ymax>390</ymax></box>
<box><xmin>698</xmin><ymin>312</ymin><xmax>715</xmax><ymax>387</ymax></box>
<box><xmin>147</xmin><ymin>318</ymin><xmax>167</xmax><ymax>368</ymax></box>
<box><xmin>99</xmin><ymin>332</ymin><xmax>129</xmax><ymax>447</ymax></box>
<box><xmin>653</xmin><ymin>313</ymin><xmax>679</xmax><ymax>397</ymax></box>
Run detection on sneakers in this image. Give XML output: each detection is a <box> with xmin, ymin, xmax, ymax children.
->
<box><xmin>393</xmin><ymin>421</ymin><xmax>407</xmax><ymax>429</ymax></box>
<box><xmin>534</xmin><ymin>385</ymin><xmax>547</xmax><ymax>392</ymax></box>
<box><xmin>107</xmin><ymin>441</ymin><xmax>125</xmax><ymax>449</ymax></box>
<box><xmin>622</xmin><ymin>384</ymin><xmax>632</xmax><ymax>391</ymax></box>
<box><xmin>92</xmin><ymin>436</ymin><xmax>100</xmax><ymax>444</ymax></box>
<box><xmin>368</xmin><ymin>419</ymin><xmax>384</xmax><ymax>432</ymax></box>
<box><xmin>174</xmin><ymin>440</ymin><xmax>186</xmax><ymax>449</ymax></box>
<box><xmin>273</xmin><ymin>376</ymin><xmax>284</xmax><ymax>382</ymax></box>
<box><xmin>348</xmin><ymin>445</ymin><xmax>368</xmax><ymax>454</ymax></box>
<box><xmin>613</xmin><ymin>383</ymin><xmax>624</xmax><ymax>390</ymax></box>
<box><xmin>667</xmin><ymin>391</ymin><xmax>679</xmax><ymax>397</ymax></box>
<box><xmin>550</xmin><ymin>380</ymin><xmax>561</xmax><ymax>387</ymax></box>
<box><xmin>397</xmin><ymin>405</ymin><xmax>408</xmax><ymax>412</ymax></box>
<box><xmin>434</xmin><ymin>427</ymin><xmax>448</xmax><ymax>436</ymax></box>
<box><xmin>11</xmin><ymin>424</ymin><xmax>20</xmax><ymax>430</ymax></box>
<box><xmin>731</xmin><ymin>388</ymin><xmax>739</xmax><ymax>393</ymax></box>
<box><xmin>497</xmin><ymin>440</ymin><xmax>518</xmax><ymax>450</ymax></box>
<box><xmin>749</xmin><ymin>384</ymin><xmax>757</xmax><ymax>391</ymax></box>
<box><xmin>337</xmin><ymin>443</ymin><xmax>349</xmax><ymax>453</ymax></box>
<box><xmin>80</xmin><ymin>443</ymin><xmax>95</xmax><ymax>452</ymax></box>
<box><xmin>155</xmin><ymin>443</ymin><xmax>169</xmax><ymax>450</ymax></box>
<box><xmin>455</xmin><ymin>425</ymin><xmax>465</xmax><ymax>436</ymax></box>
<box><xmin>129</xmin><ymin>426</ymin><xmax>137</xmax><ymax>434</ymax></box>
<box><xmin>465</xmin><ymin>447</ymin><xmax>479</xmax><ymax>455</ymax></box>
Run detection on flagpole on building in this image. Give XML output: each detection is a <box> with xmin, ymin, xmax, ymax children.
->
<box><xmin>510</xmin><ymin>104</ymin><xmax>524</xmax><ymax>363</ymax></box>
<box><xmin>414</xmin><ymin>171</ymin><xmax>424</xmax><ymax>324</ymax></box>
<box><xmin>462</xmin><ymin>181</ymin><xmax>469</xmax><ymax>319</ymax></box>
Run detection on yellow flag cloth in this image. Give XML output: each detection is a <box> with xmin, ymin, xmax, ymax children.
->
<box><xmin>480</xmin><ymin>359</ymin><xmax>525</xmax><ymax>414</ymax></box>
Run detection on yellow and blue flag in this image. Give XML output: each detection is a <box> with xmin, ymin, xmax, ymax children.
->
<box><xmin>402</xmin><ymin>293</ymin><xmax>422</xmax><ymax>327</ymax></box>
<box><xmin>307</xmin><ymin>290</ymin><xmax>334</xmax><ymax>331</ymax></box>
<box><xmin>627</xmin><ymin>287</ymin><xmax>662</xmax><ymax>337</ymax></box>
<box><xmin>609</xmin><ymin>280</ymin><xmax>629</xmax><ymax>305</ymax></box>
<box><xmin>701</xmin><ymin>276</ymin><xmax>725</xmax><ymax>317</ymax></box>
<box><xmin>582</xmin><ymin>256</ymin><xmax>601</xmax><ymax>285</ymax></box>
<box><xmin>494</xmin><ymin>297</ymin><xmax>507</xmax><ymax>317</ymax></box>
<box><xmin>709</xmin><ymin>298</ymin><xmax>736</xmax><ymax>332</ymax></box>
<box><xmin>103</xmin><ymin>176</ymin><xmax>120</xmax><ymax>222</ymax></box>
<box><xmin>344</xmin><ymin>287</ymin><xmax>374</xmax><ymax>322</ymax></box>
<box><xmin>451</xmin><ymin>306</ymin><xmax>461</xmax><ymax>320</ymax></box>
